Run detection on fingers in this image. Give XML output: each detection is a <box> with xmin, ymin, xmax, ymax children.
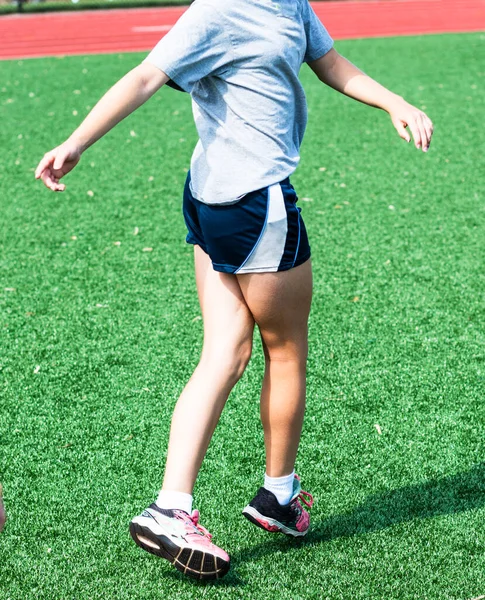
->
<box><xmin>53</xmin><ymin>148</ymin><xmax>68</xmax><ymax>171</ymax></box>
<box><xmin>40</xmin><ymin>170</ymin><xmax>66</xmax><ymax>192</ymax></box>
<box><xmin>393</xmin><ymin>117</ymin><xmax>411</xmax><ymax>143</ymax></box>
<box><xmin>422</xmin><ymin>114</ymin><xmax>434</xmax><ymax>150</ymax></box>
<box><xmin>35</xmin><ymin>147</ymin><xmax>69</xmax><ymax>191</ymax></box>
<box><xmin>406</xmin><ymin>117</ymin><xmax>422</xmax><ymax>151</ymax></box>
<box><xmin>395</xmin><ymin>109</ymin><xmax>434</xmax><ymax>153</ymax></box>
<box><xmin>411</xmin><ymin>112</ymin><xmax>434</xmax><ymax>152</ymax></box>
<box><xmin>417</xmin><ymin>114</ymin><xmax>429</xmax><ymax>152</ymax></box>
<box><xmin>35</xmin><ymin>151</ymin><xmax>55</xmax><ymax>180</ymax></box>
<box><xmin>35</xmin><ymin>148</ymin><xmax>67</xmax><ymax>186</ymax></box>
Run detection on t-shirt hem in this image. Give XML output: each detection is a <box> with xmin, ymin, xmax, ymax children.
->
<box><xmin>189</xmin><ymin>168</ymin><xmax>298</xmax><ymax>205</ymax></box>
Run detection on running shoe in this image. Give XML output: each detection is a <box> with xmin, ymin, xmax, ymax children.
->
<box><xmin>129</xmin><ymin>504</ymin><xmax>230</xmax><ymax>580</ymax></box>
<box><xmin>242</xmin><ymin>474</ymin><xmax>313</xmax><ymax>537</ymax></box>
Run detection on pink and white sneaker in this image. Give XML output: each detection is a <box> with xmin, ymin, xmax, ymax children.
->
<box><xmin>130</xmin><ymin>504</ymin><xmax>230</xmax><ymax>580</ymax></box>
<box><xmin>242</xmin><ymin>474</ymin><xmax>314</xmax><ymax>537</ymax></box>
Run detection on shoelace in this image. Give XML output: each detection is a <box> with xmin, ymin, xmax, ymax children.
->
<box><xmin>298</xmin><ymin>489</ymin><xmax>314</xmax><ymax>509</ymax></box>
<box><xmin>175</xmin><ymin>509</ymin><xmax>213</xmax><ymax>540</ymax></box>
<box><xmin>294</xmin><ymin>474</ymin><xmax>314</xmax><ymax>509</ymax></box>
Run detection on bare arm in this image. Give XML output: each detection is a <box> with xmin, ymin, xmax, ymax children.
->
<box><xmin>35</xmin><ymin>62</ymin><xmax>169</xmax><ymax>191</ymax></box>
<box><xmin>308</xmin><ymin>49</ymin><xmax>434</xmax><ymax>152</ymax></box>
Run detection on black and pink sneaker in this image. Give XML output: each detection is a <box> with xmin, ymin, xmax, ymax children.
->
<box><xmin>242</xmin><ymin>475</ymin><xmax>313</xmax><ymax>537</ymax></box>
<box><xmin>130</xmin><ymin>504</ymin><xmax>230</xmax><ymax>580</ymax></box>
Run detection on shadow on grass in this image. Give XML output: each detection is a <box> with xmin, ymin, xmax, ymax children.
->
<box><xmin>160</xmin><ymin>568</ymin><xmax>246</xmax><ymax>588</ymax></box>
<box><xmin>231</xmin><ymin>462</ymin><xmax>485</xmax><ymax>567</ymax></box>
<box><xmin>138</xmin><ymin>464</ymin><xmax>485</xmax><ymax>585</ymax></box>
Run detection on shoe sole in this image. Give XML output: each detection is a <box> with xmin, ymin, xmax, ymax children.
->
<box><xmin>129</xmin><ymin>519</ymin><xmax>230</xmax><ymax>581</ymax></box>
<box><xmin>242</xmin><ymin>505</ymin><xmax>309</xmax><ymax>537</ymax></box>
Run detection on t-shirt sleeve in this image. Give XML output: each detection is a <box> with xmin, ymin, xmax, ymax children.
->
<box><xmin>143</xmin><ymin>1</ymin><xmax>231</xmax><ymax>93</ymax></box>
<box><xmin>302</xmin><ymin>1</ymin><xmax>334</xmax><ymax>63</ymax></box>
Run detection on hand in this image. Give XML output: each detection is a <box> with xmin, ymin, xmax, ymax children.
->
<box><xmin>388</xmin><ymin>99</ymin><xmax>434</xmax><ymax>152</ymax></box>
<box><xmin>35</xmin><ymin>139</ymin><xmax>83</xmax><ymax>191</ymax></box>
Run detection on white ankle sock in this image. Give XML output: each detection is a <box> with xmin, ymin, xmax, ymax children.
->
<box><xmin>156</xmin><ymin>490</ymin><xmax>193</xmax><ymax>514</ymax></box>
<box><xmin>264</xmin><ymin>471</ymin><xmax>295</xmax><ymax>506</ymax></box>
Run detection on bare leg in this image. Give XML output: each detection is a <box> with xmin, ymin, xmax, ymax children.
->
<box><xmin>237</xmin><ymin>260</ymin><xmax>312</xmax><ymax>477</ymax></box>
<box><xmin>162</xmin><ymin>246</ymin><xmax>255</xmax><ymax>494</ymax></box>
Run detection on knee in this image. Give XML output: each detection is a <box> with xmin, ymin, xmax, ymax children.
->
<box><xmin>202</xmin><ymin>335</ymin><xmax>253</xmax><ymax>385</ymax></box>
<box><xmin>227</xmin><ymin>338</ymin><xmax>253</xmax><ymax>382</ymax></box>
<box><xmin>262</xmin><ymin>338</ymin><xmax>308</xmax><ymax>366</ymax></box>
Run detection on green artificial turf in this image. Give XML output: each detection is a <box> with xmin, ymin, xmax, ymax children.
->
<box><xmin>0</xmin><ymin>33</ymin><xmax>484</xmax><ymax>599</ymax></box>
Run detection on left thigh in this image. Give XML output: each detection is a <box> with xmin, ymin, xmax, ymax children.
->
<box><xmin>194</xmin><ymin>245</ymin><xmax>255</xmax><ymax>356</ymax></box>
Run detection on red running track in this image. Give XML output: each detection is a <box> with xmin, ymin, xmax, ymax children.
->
<box><xmin>0</xmin><ymin>0</ymin><xmax>484</xmax><ymax>60</ymax></box>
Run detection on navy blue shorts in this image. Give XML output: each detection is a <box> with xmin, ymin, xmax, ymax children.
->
<box><xmin>183</xmin><ymin>175</ymin><xmax>311</xmax><ymax>274</ymax></box>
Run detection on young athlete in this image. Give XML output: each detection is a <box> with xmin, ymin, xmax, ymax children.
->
<box><xmin>36</xmin><ymin>0</ymin><xmax>433</xmax><ymax>581</ymax></box>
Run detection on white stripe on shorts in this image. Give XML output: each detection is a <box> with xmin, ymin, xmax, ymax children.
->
<box><xmin>236</xmin><ymin>183</ymin><xmax>288</xmax><ymax>274</ymax></box>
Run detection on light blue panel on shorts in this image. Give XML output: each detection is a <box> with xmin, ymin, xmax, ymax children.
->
<box><xmin>236</xmin><ymin>184</ymin><xmax>288</xmax><ymax>274</ymax></box>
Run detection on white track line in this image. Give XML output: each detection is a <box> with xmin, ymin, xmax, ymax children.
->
<box><xmin>132</xmin><ymin>25</ymin><xmax>173</xmax><ymax>33</ymax></box>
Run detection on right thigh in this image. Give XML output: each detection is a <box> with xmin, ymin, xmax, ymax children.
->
<box><xmin>236</xmin><ymin>259</ymin><xmax>312</xmax><ymax>359</ymax></box>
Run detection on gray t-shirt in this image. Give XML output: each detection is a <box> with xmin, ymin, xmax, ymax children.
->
<box><xmin>144</xmin><ymin>0</ymin><xmax>333</xmax><ymax>204</ymax></box>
